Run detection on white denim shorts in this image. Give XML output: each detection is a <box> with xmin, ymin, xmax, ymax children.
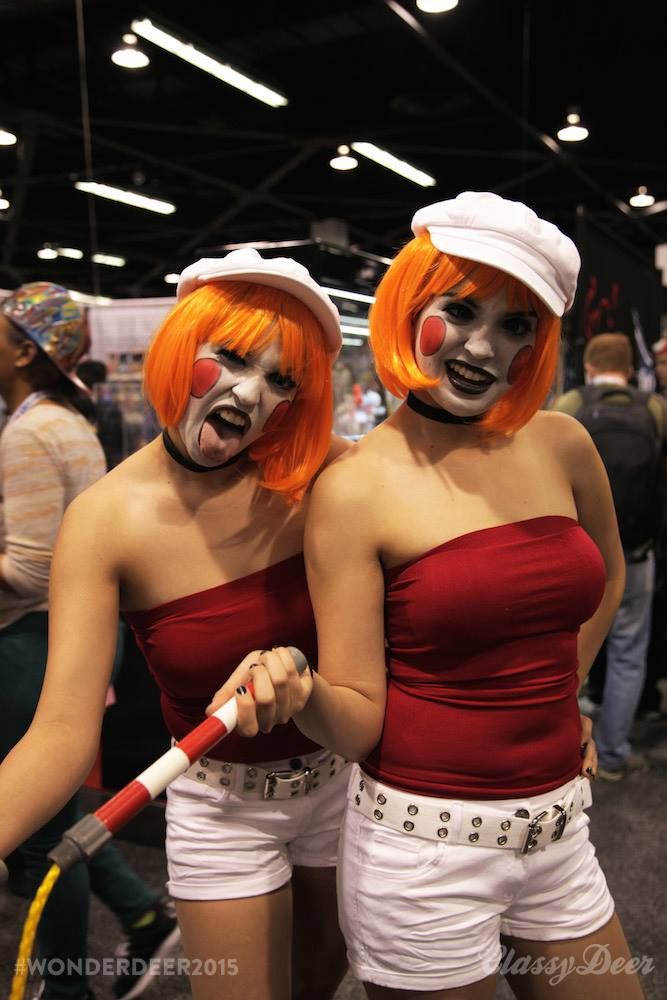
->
<box><xmin>338</xmin><ymin>767</ymin><xmax>615</xmax><ymax>992</ymax></box>
<box><xmin>166</xmin><ymin>752</ymin><xmax>352</xmax><ymax>900</ymax></box>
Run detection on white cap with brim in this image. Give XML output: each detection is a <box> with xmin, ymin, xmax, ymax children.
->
<box><xmin>177</xmin><ymin>249</ymin><xmax>342</xmax><ymax>357</ymax></box>
<box><xmin>411</xmin><ymin>191</ymin><xmax>581</xmax><ymax>317</ymax></box>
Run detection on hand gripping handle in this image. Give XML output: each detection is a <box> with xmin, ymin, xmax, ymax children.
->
<box><xmin>48</xmin><ymin>646</ymin><xmax>309</xmax><ymax>870</ymax></box>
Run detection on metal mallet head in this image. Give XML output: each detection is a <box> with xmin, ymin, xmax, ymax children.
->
<box><xmin>286</xmin><ymin>646</ymin><xmax>308</xmax><ymax>675</ymax></box>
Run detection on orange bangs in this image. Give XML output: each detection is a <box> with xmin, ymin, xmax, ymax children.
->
<box><xmin>370</xmin><ymin>234</ymin><xmax>561</xmax><ymax>434</ymax></box>
<box><xmin>143</xmin><ymin>281</ymin><xmax>333</xmax><ymax>503</ymax></box>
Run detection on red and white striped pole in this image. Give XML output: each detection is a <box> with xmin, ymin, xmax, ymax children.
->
<box><xmin>49</xmin><ymin>647</ymin><xmax>307</xmax><ymax>870</ymax></box>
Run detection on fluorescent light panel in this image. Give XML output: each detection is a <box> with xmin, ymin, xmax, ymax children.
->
<box><xmin>69</xmin><ymin>290</ymin><xmax>113</xmax><ymax>305</ymax></box>
<box><xmin>131</xmin><ymin>18</ymin><xmax>288</xmax><ymax>108</ymax></box>
<box><xmin>75</xmin><ymin>180</ymin><xmax>176</xmax><ymax>215</ymax></box>
<box><xmin>340</xmin><ymin>323</ymin><xmax>370</xmax><ymax>337</ymax></box>
<box><xmin>321</xmin><ymin>286</ymin><xmax>375</xmax><ymax>305</ymax></box>
<box><xmin>351</xmin><ymin>141</ymin><xmax>436</xmax><ymax>187</ymax></box>
<box><xmin>221</xmin><ymin>239</ymin><xmax>313</xmax><ymax>251</ymax></box>
<box><xmin>92</xmin><ymin>253</ymin><xmax>126</xmax><ymax>267</ymax></box>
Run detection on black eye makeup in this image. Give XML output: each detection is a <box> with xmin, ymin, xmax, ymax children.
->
<box><xmin>503</xmin><ymin>313</ymin><xmax>538</xmax><ymax>338</ymax></box>
<box><xmin>268</xmin><ymin>371</ymin><xmax>297</xmax><ymax>392</ymax></box>
<box><xmin>215</xmin><ymin>346</ymin><xmax>246</xmax><ymax>366</ymax></box>
<box><xmin>214</xmin><ymin>345</ymin><xmax>296</xmax><ymax>391</ymax></box>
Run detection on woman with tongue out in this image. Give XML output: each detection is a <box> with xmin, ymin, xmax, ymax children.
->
<box><xmin>216</xmin><ymin>194</ymin><xmax>641</xmax><ymax>998</ymax></box>
<box><xmin>0</xmin><ymin>249</ymin><xmax>352</xmax><ymax>1000</ymax></box>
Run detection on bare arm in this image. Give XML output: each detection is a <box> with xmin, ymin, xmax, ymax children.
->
<box><xmin>294</xmin><ymin>454</ymin><xmax>388</xmax><ymax>760</ymax></box>
<box><xmin>0</xmin><ymin>488</ymin><xmax>121</xmax><ymax>857</ymax></box>
<box><xmin>207</xmin><ymin>451</ymin><xmax>387</xmax><ymax>760</ymax></box>
<box><xmin>554</xmin><ymin>412</ymin><xmax>626</xmax><ymax>687</ymax></box>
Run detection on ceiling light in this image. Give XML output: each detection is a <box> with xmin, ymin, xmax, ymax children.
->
<box><xmin>556</xmin><ymin>108</ymin><xmax>589</xmax><ymax>142</ymax></box>
<box><xmin>351</xmin><ymin>141</ymin><xmax>436</xmax><ymax>187</ymax></box>
<box><xmin>111</xmin><ymin>33</ymin><xmax>150</xmax><ymax>69</ymax></box>
<box><xmin>0</xmin><ymin>189</ymin><xmax>9</xmax><ymax>211</ymax></box>
<box><xmin>69</xmin><ymin>290</ymin><xmax>113</xmax><ymax>306</ymax></box>
<box><xmin>321</xmin><ymin>286</ymin><xmax>376</xmax><ymax>305</ymax></box>
<box><xmin>37</xmin><ymin>245</ymin><xmax>58</xmax><ymax>260</ymax></box>
<box><xmin>629</xmin><ymin>185</ymin><xmax>655</xmax><ymax>208</ymax></box>
<box><xmin>164</xmin><ymin>273</ymin><xmax>180</xmax><ymax>284</ymax></box>
<box><xmin>57</xmin><ymin>247</ymin><xmax>84</xmax><ymax>259</ymax></box>
<box><xmin>92</xmin><ymin>253</ymin><xmax>126</xmax><ymax>267</ymax></box>
<box><xmin>131</xmin><ymin>18</ymin><xmax>288</xmax><ymax>108</ymax></box>
<box><xmin>330</xmin><ymin>145</ymin><xmax>358</xmax><ymax>171</ymax></box>
<box><xmin>416</xmin><ymin>0</ymin><xmax>459</xmax><ymax>12</ymax></box>
<box><xmin>0</xmin><ymin>129</ymin><xmax>17</xmax><ymax>146</ymax></box>
<box><xmin>340</xmin><ymin>324</ymin><xmax>370</xmax><ymax>337</ymax></box>
<box><xmin>74</xmin><ymin>180</ymin><xmax>176</xmax><ymax>215</ymax></box>
<box><xmin>342</xmin><ymin>337</ymin><xmax>364</xmax><ymax>347</ymax></box>
<box><xmin>221</xmin><ymin>239</ymin><xmax>312</xmax><ymax>251</ymax></box>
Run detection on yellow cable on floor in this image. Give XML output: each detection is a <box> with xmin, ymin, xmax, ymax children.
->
<box><xmin>10</xmin><ymin>863</ymin><xmax>61</xmax><ymax>1000</ymax></box>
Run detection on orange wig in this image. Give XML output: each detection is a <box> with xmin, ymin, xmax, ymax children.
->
<box><xmin>143</xmin><ymin>281</ymin><xmax>333</xmax><ymax>503</ymax></box>
<box><xmin>370</xmin><ymin>234</ymin><xmax>561</xmax><ymax>434</ymax></box>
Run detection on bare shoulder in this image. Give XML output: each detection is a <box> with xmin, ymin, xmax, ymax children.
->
<box><xmin>321</xmin><ymin>433</ymin><xmax>354</xmax><ymax>467</ymax></box>
<box><xmin>310</xmin><ymin>427</ymin><xmax>391</xmax><ymax>525</ymax></box>
<box><xmin>61</xmin><ymin>444</ymin><xmax>157</xmax><ymax>546</ymax></box>
<box><xmin>525</xmin><ymin>408</ymin><xmax>594</xmax><ymax>457</ymax></box>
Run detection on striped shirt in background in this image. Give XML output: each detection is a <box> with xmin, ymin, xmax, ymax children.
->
<box><xmin>0</xmin><ymin>402</ymin><xmax>106</xmax><ymax>629</ymax></box>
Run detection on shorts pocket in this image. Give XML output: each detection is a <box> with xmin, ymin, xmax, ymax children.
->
<box><xmin>354</xmin><ymin>816</ymin><xmax>438</xmax><ymax>877</ymax></box>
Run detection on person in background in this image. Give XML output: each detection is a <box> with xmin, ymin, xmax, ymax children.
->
<box><xmin>0</xmin><ymin>283</ymin><xmax>178</xmax><ymax>1000</ymax></box>
<box><xmin>651</xmin><ymin>336</ymin><xmax>667</xmax><ymax>395</ymax></box>
<box><xmin>553</xmin><ymin>332</ymin><xmax>667</xmax><ymax>779</ymax></box>
<box><xmin>75</xmin><ymin>359</ymin><xmax>125</xmax><ymax>469</ymax></box>
<box><xmin>0</xmin><ymin>254</ymin><xmax>350</xmax><ymax>1000</ymax></box>
<box><xmin>217</xmin><ymin>193</ymin><xmax>642</xmax><ymax>998</ymax></box>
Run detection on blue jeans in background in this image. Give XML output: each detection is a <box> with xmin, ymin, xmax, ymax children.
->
<box><xmin>596</xmin><ymin>551</ymin><xmax>655</xmax><ymax>771</ymax></box>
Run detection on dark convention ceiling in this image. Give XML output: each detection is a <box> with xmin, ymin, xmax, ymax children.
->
<box><xmin>0</xmin><ymin>0</ymin><xmax>665</xmax><ymax>302</ymax></box>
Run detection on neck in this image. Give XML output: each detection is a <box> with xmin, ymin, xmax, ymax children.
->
<box><xmin>5</xmin><ymin>381</ymin><xmax>36</xmax><ymax>415</ymax></box>
<box><xmin>162</xmin><ymin>428</ymin><xmax>245</xmax><ymax>474</ymax></box>
<box><xmin>405</xmin><ymin>391</ymin><xmax>483</xmax><ymax>426</ymax></box>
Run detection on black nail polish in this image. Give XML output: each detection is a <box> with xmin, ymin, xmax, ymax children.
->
<box><xmin>236</xmin><ymin>685</ymin><xmax>247</xmax><ymax>696</ymax></box>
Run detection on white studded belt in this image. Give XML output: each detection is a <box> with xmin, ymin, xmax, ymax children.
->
<box><xmin>352</xmin><ymin>771</ymin><xmax>592</xmax><ymax>853</ymax></box>
<box><xmin>182</xmin><ymin>747</ymin><xmax>349</xmax><ymax>800</ymax></box>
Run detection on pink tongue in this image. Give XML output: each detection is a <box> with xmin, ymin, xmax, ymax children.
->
<box><xmin>199</xmin><ymin>418</ymin><xmax>240</xmax><ymax>463</ymax></box>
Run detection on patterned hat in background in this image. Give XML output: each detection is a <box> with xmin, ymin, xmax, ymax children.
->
<box><xmin>0</xmin><ymin>281</ymin><xmax>89</xmax><ymax>380</ymax></box>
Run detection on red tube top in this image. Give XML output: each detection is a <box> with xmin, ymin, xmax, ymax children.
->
<box><xmin>364</xmin><ymin>516</ymin><xmax>605</xmax><ymax>799</ymax></box>
<box><xmin>125</xmin><ymin>554</ymin><xmax>321</xmax><ymax>762</ymax></box>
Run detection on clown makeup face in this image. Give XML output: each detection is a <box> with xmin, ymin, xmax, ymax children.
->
<box><xmin>413</xmin><ymin>287</ymin><xmax>538</xmax><ymax>416</ymax></box>
<box><xmin>177</xmin><ymin>339</ymin><xmax>298</xmax><ymax>466</ymax></box>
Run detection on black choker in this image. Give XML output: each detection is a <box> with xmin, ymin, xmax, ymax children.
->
<box><xmin>162</xmin><ymin>429</ymin><xmax>243</xmax><ymax>473</ymax></box>
<box><xmin>406</xmin><ymin>391</ymin><xmax>482</xmax><ymax>425</ymax></box>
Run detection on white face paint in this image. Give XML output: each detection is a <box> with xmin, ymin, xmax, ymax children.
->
<box><xmin>177</xmin><ymin>339</ymin><xmax>297</xmax><ymax>466</ymax></box>
<box><xmin>413</xmin><ymin>286</ymin><xmax>538</xmax><ymax>416</ymax></box>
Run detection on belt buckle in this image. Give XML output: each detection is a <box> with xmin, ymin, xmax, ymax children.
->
<box><xmin>550</xmin><ymin>804</ymin><xmax>568</xmax><ymax>843</ymax></box>
<box><xmin>521</xmin><ymin>809</ymin><xmax>548</xmax><ymax>854</ymax></box>
<box><xmin>263</xmin><ymin>766</ymin><xmax>312</xmax><ymax>800</ymax></box>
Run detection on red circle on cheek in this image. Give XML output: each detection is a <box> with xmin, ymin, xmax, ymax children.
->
<box><xmin>263</xmin><ymin>400</ymin><xmax>291</xmax><ymax>433</ymax></box>
<box><xmin>419</xmin><ymin>316</ymin><xmax>447</xmax><ymax>356</ymax></box>
<box><xmin>508</xmin><ymin>345</ymin><xmax>534</xmax><ymax>386</ymax></box>
<box><xmin>191</xmin><ymin>358</ymin><xmax>221</xmax><ymax>398</ymax></box>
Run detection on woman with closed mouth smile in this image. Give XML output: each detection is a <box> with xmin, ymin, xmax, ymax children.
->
<box><xmin>215</xmin><ymin>193</ymin><xmax>642</xmax><ymax>999</ymax></box>
<box><xmin>0</xmin><ymin>249</ymin><xmax>353</xmax><ymax>1000</ymax></box>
